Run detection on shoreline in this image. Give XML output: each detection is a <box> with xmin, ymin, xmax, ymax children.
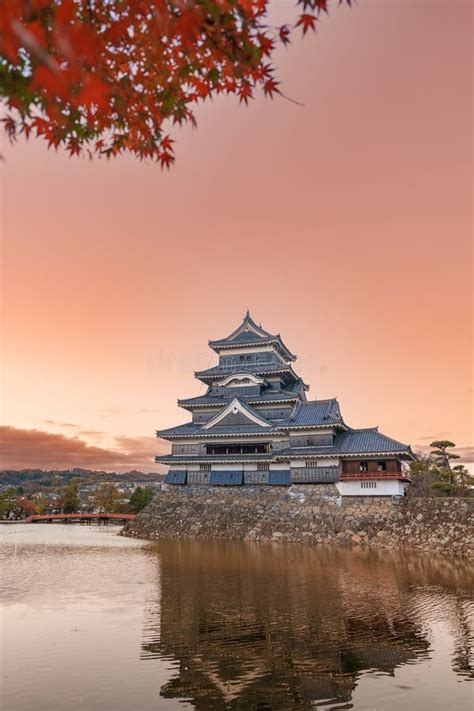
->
<box><xmin>122</xmin><ymin>485</ymin><xmax>474</xmax><ymax>558</ymax></box>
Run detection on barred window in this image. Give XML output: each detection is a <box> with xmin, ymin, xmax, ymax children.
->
<box><xmin>305</xmin><ymin>461</ymin><xmax>314</xmax><ymax>468</ymax></box>
<box><xmin>200</xmin><ymin>463</ymin><xmax>211</xmax><ymax>471</ymax></box>
<box><xmin>257</xmin><ymin>462</ymin><xmax>269</xmax><ymax>471</ymax></box>
<box><xmin>361</xmin><ymin>481</ymin><xmax>377</xmax><ymax>489</ymax></box>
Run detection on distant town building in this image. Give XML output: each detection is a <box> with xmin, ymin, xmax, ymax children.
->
<box><xmin>156</xmin><ymin>313</ymin><xmax>413</xmax><ymax>495</ymax></box>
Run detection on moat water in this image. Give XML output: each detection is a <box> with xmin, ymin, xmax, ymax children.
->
<box><xmin>0</xmin><ymin>525</ymin><xmax>472</xmax><ymax>710</ymax></box>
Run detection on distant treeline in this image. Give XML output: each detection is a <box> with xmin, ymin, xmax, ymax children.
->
<box><xmin>0</xmin><ymin>469</ymin><xmax>164</xmax><ymax>487</ymax></box>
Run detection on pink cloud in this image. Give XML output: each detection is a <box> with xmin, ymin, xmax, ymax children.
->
<box><xmin>0</xmin><ymin>426</ymin><xmax>162</xmax><ymax>472</ymax></box>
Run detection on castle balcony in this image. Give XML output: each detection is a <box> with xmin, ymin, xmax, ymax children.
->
<box><xmin>340</xmin><ymin>472</ymin><xmax>411</xmax><ymax>482</ymax></box>
<box><xmin>340</xmin><ymin>459</ymin><xmax>410</xmax><ymax>481</ymax></box>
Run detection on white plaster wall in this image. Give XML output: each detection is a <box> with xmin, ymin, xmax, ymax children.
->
<box><xmin>218</xmin><ymin>344</ymin><xmax>285</xmax><ymax>357</ymax></box>
<box><xmin>336</xmin><ymin>480</ymin><xmax>406</xmax><ymax>496</ymax></box>
<box><xmin>189</xmin><ymin>407</ymin><xmax>221</xmax><ymax>413</ymax></box>
<box><xmin>210</xmin><ymin>464</ymin><xmax>244</xmax><ymax>471</ymax></box>
<box><xmin>288</xmin><ymin>428</ymin><xmax>334</xmax><ymax>436</ymax></box>
<box><xmin>290</xmin><ymin>458</ymin><xmax>340</xmax><ymax>468</ymax></box>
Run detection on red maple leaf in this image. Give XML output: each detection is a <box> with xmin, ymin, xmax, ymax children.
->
<box><xmin>160</xmin><ymin>135</ymin><xmax>174</xmax><ymax>152</ymax></box>
<box><xmin>263</xmin><ymin>77</ymin><xmax>280</xmax><ymax>97</ymax></box>
<box><xmin>279</xmin><ymin>25</ymin><xmax>291</xmax><ymax>46</ymax></box>
<box><xmin>296</xmin><ymin>14</ymin><xmax>317</xmax><ymax>36</ymax></box>
<box><xmin>239</xmin><ymin>84</ymin><xmax>253</xmax><ymax>105</ymax></box>
<box><xmin>159</xmin><ymin>151</ymin><xmax>174</xmax><ymax>169</ymax></box>
<box><xmin>75</xmin><ymin>74</ymin><xmax>109</xmax><ymax>109</ymax></box>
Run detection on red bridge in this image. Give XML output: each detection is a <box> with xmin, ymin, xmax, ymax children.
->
<box><xmin>24</xmin><ymin>513</ymin><xmax>137</xmax><ymax>525</ymax></box>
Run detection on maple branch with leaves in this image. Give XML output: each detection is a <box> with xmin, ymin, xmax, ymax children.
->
<box><xmin>0</xmin><ymin>0</ymin><xmax>351</xmax><ymax>166</ymax></box>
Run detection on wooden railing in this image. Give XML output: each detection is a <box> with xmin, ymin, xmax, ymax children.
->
<box><xmin>340</xmin><ymin>472</ymin><xmax>411</xmax><ymax>481</ymax></box>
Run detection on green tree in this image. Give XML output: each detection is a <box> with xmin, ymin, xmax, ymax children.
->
<box><xmin>430</xmin><ymin>440</ymin><xmax>460</xmax><ymax>470</ymax></box>
<box><xmin>33</xmin><ymin>494</ymin><xmax>48</xmax><ymax>515</ymax></box>
<box><xmin>15</xmin><ymin>496</ymin><xmax>37</xmax><ymax>518</ymax></box>
<box><xmin>129</xmin><ymin>487</ymin><xmax>155</xmax><ymax>514</ymax></box>
<box><xmin>430</xmin><ymin>441</ymin><xmax>461</xmax><ymax>496</ymax></box>
<box><xmin>452</xmin><ymin>464</ymin><xmax>474</xmax><ymax>496</ymax></box>
<box><xmin>408</xmin><ymin>443</ymin><xmax>472</xmax><ymax>498</ymax></box>
<box><xmin>407</xmin><ymin>456</ymin><xmax>436</xmax><ymax>498</ymax></box>
<box><xmin>93</xmin><ymin>483</ymin><xmax>121</xmax><ymax>513</ymax></box>
<box><xmin>0</xmin><ymin>487</ymin><xmax>18</xmax><ymax>519</ymax></box>
<box><xmin>62</xmin><ymin>482</ymin><xmax>80</xmax><ymax>513</ymax></box>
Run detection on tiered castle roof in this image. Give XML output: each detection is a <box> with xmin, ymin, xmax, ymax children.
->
<box><xmin>156</xmin><ymin>312</ymin><xmax>413</xmax><ymax>463</ymax></box>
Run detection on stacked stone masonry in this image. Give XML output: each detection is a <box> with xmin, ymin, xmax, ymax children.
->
<box><xmin>124</xmin><ymin>485</ymin><xmax>473</xmax><ymax>558</ymax></box>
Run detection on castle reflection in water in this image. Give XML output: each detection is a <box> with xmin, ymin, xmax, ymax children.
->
<box><xmin>140</xmin><ymin>542</ymin><xmax>473</xmax><ymax>710</ymax></box>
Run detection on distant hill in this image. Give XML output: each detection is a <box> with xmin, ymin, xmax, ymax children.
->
<box><xmin>0</xmin><ymin>469</ymin><xmax>165</xmax><ymax>487</ymax></box>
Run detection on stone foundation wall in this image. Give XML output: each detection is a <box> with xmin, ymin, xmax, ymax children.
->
<box><xmin>123</xmin><ymin>485</ymin><xmax>473</xmax><ymax>557</ymax></box>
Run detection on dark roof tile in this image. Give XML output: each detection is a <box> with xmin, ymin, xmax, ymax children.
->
<box><xmin>280</xmin><ymin>428</ymin><xmax>412</xmax><ymax>457</ymax></box>
<box><xmin>178</xmin><ymin>389</ymin><xmax>301</xmax><ymax>408</ymax></box>
<box><xmin>279</xmin><ymin>399</ymin><xmax>344</xmax><ymax>428</ymax></box>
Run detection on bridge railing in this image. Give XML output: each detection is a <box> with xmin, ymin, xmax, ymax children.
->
<box><xmin>24</xmin><ymin>513</ymin><xmax>137</xmax><ymax>523</ymax></box>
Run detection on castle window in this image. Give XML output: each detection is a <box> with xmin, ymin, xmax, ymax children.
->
<box><xmin>359</xmin><ymin>461</ymin><xmax>369</xmax><ymax>472</ymax></box>
<box><xmin>361</xmin><ymin>481</ymin><xmax>377</xmax><ymax>489</ymax></box>
<box><xmin>305</xmin><ymin>461</ymin><xmax>314</xmax><ymax>468</ymax></box>
<box><xmin>257</xmin><ymin>463</ymin><xmax>269</xmax><ymax>471</ymax></box>
<box><xmin>377</xmin><ymin>461</ymin><xmax>387</xmax><ymax>472</ymax></box>
<box><xmin>200</xmin><ymin>463</ymin><xmax>211</xmax><ymax>471</ymax></box>
<box><xmin>206</xmin><ymin>443</ymin><xmax>271</xmax><ymax>456</ymax></box>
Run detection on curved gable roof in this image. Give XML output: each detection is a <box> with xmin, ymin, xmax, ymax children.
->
<box><xmin>211</xmin><ymin>311</ymin><xmax>274</xmax><ymax>343</ymax></box>
<box><xmin>201</xmin><ymin>397</ymin><xmax>272</xmax><ymax>430</ymax></box>
<box><xmin>209</xmin><ymin>311</ymin><xmax>296</xmax><ymax>361</ymax></box>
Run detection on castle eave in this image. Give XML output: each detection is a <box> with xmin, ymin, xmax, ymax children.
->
<box><xmin>157</xmin><ymin>429</ymin><xmax>277</xmax><ymax>440</ymax></box>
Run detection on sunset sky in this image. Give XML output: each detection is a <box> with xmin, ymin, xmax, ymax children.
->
<box><xmin>1</xmin><ymin>0</ymin><xmax>472</xmax><ymax>472</ymax></box>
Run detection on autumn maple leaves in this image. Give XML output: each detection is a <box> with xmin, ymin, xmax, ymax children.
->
<box><xmin>0</xmin><ymin>0</ymin><xmax>349</xmax><ymax>165</ymax></box>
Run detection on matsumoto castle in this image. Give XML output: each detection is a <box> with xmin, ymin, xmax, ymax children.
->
<box><xmin>156</xmin><ymin>312</ymin><xmax>413</xmax><ymax>496</ymax></box>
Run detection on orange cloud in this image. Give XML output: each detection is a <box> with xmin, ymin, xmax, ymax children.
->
<box><xmin>43</xmin><ymin>420</ymin><xmax>80</xmax><ymax>428</ymax></box>
<box><xmin>0</xmin><ymin>426</ymin><xmax>162</xmax><ymax>472</ymax></box>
